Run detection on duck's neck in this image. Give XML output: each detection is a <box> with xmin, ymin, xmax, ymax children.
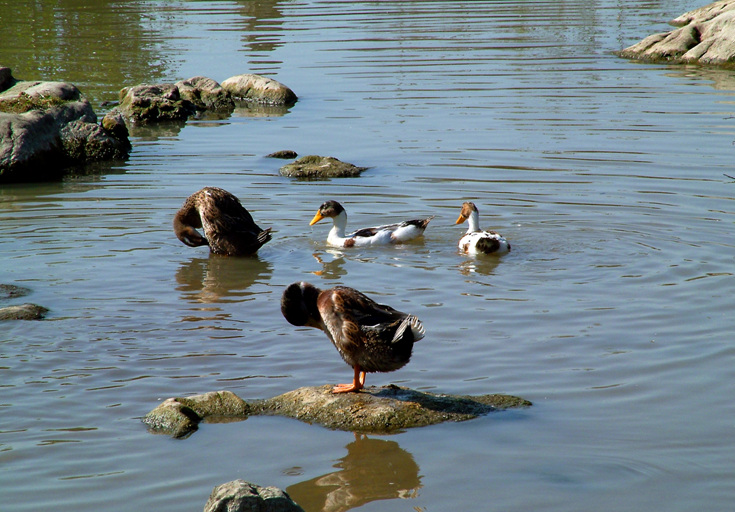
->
<box><xmin>328</xmin><ymin>211</ymin><xmax>348</xmax><ymax>240</ymax></box>
<box><xmin>466</xmin><ymin>211</ymin><xmax>482</xmax><ymax>233</ymax></box>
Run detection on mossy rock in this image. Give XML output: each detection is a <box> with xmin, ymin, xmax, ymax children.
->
<box><xmin>143</xmin><ymin>385</ymin><xmax>531</xmax><ymax>438</ymax></box>
<box><xmin>279</xmin><ymin>155</ymin><xmax>367</xmax><ymax>179</ymax></box>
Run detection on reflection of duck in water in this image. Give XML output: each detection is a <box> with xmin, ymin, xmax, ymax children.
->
<box><xmin>455</xmin><ymin>201</ymin><xmax>510</xmax><ymax>255</ymax></box>
<box><xmin>175</xmin><ymin>256</ymin><xmax>272</xmax><ymax>304</ymax></box>
<box><xmin>311</xmin><ymin>251</ymin><xmax>347</xmax><ymax>279</ymax></box>
<box><xmin>281</xmin><ymin>282</ymin><xmax>425</xmax><ymax>393</ymax></box>
<box><xmin>309</xmin><ymin>200</ymin><xmax>433</xmax><ymax>248</ymax></box>
<box><xmin>287</xmin><ymin>434</ymin><xmax>422</xmax><ymax>512</ymax></box>
<box><xmin>173</xmin><ymin>187</ymin><xmax>272</xmax><ymax>256</ymax></box>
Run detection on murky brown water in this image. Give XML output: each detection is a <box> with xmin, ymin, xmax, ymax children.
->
<box><xmin>2</xmin><ymin>1</ymin><xmax>734</xmax><ymax>511</ymax></box>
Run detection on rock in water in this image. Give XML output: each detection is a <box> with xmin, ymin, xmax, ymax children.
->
<box><xmin>204</xmin><ymin>480</ymin><xmax>305</xmax><ymax>512</ymax></box>
<box><xmin>142</xmin><ymin>385</ymin><xmax>531</xmax><ymax>438</ymax></box>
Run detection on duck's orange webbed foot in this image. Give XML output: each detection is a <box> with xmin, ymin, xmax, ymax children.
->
<box><xmin>331</xmin><ymin>367</ymin><xmax>365</xmax><ymax>394</ymax></box>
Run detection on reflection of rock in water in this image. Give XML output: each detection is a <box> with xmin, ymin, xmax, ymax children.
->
<box><xmin>311</xmin><ymin>251</ymin><xmax>347</xmax><ymax>280</ymax></box>
<box><xmin>287</xmin><ymin>434</ymin><xmax>421</xmax><ymax>512</ymax></box>
<box><xmin>175</xmin><ymin>255</ymin><xmax>272</xmax><ymax>303</ymax></box>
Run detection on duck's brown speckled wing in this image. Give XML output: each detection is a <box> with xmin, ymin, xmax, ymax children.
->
<box><xmin>317</xmin><ymin>286</ymin><xmax>409</xmax><ymax>368</ymax></box>
<box><xmin>197</xmin><ymin>187</ymin><xmax>271</xmax><ymax>255</ymax></box>
<box><xmin>198</xmin><ymin>188</ymin><xmax>262</xmax><ymax>234</ymax></box>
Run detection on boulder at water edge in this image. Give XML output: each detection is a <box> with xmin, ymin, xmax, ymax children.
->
<box><xmin>0</xmin><ymin>67</ymin><xmax>131</xmax><ymax>182</ymax></box>
<box><xmin>619</xmin><ymin>1</ymin><xmax>735</xmax><ymax>65</ymax></box>
<box><xmin>143</xmin><ymin>385</ymin><xmax>531</xmax><ymax>438</ymax></box>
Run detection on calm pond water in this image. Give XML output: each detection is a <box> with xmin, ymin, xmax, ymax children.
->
<box><xmin>2</xmin><ymin>1</ymin><xmax>735</xmax><ymax>511</ymax></box>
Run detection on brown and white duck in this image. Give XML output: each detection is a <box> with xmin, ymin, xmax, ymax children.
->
<box><xmin>309</xmin><ymin>200</ymin><xmax>434</xmax><ymax>248</ymax></box>
<box><xmin>455</xmin><ymin>201</ymin><xmax>510</xmax><ymax>255</ymax></box>
<box><xmin>281</xmin><ymin>281</ymin><xmax>425</xmax><ymax>393</ymax></box>
<box><xmin>173</xmin><ymin>187</ymin><xmax>272</xmax><ymax>256</ymax></box>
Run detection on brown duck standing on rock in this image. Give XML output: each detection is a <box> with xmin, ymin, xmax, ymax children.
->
<box><xmin>281</xmin><ymin>281</ymin><xmax>425</xmax><ymax>393</ymax></box>
<box><xmin>173</xmin><ymin>187</ymin><xmax>272</xmax><ymax>256</ymax></box>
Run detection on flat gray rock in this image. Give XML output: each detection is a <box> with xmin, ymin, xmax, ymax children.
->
<box><xmin>143</xmin><ymin>385</ymin><xmax>531</xmax><ymax>438</ymax></box>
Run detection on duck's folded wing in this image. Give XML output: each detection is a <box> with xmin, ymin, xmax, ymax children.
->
<box><xmin>347</xmin><ymin>221</ymin><xmax>403</xmax><ymax>238</ymax></box>
<box><xmin>319</xmin><ymin>290</ymin><xmax>364</xmax><ymax>354</ymax></box>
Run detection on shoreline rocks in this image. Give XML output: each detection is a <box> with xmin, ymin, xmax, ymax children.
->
<box><xmin>619</xmin><ymin>1</ymin><xmax>735</xmax><ymax>65</ymax></box>
<box><xmin>0</xmin><ymin>66</ymin><xmax>131</xmax><ymax>183</ymax></box>
<box><xmin>0</xmin><ymin>66</ymin><xmax>297</xmax><ymax>182</ymax></box>
<box><xmin>143</xmin><ymin>385</ymin><xmax>531</xmax><ymax>438</ymax></box>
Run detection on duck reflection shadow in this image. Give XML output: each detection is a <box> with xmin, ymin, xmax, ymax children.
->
<box><xmin>457</xmin><ymin>255</ymin><xmax>503</xmax><ymax>276</ymax></box>
<box><xmin>311</xmin><ymin>250</ymin><xmax>348</xmax><ymax>280</ymax></box>
<box><xmin>175</xmin><ymin>255</ymin><xmax>272</xmax><ymax>304</ymax></box>
<box><xmin>287</xmin><ymin>434</ymin><xmax>422</xmax><ymax>512</ymax></box>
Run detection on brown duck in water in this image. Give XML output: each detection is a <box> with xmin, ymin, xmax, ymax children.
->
<box><xmin>173</xmin><ymin>187</ymin><xmax>272</xmax><ymax>256</ymax></box>
<box><xmin>281</xmin><ymin>281</ymin><xmax>425</xmax><ymax>393</ymax></box>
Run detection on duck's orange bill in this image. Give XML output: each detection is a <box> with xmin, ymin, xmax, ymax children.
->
<box><xmin>455</xmin><ymin>214</ymin><xmax>467</xmax><ymax>224</ymax></box>
<box><xmin>309</xmin><ymin>212</ymin><xmax>325</xmax><ymax>225</ymax></box>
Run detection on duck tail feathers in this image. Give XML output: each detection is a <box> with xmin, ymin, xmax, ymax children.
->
<box><xmin>393</xmin><ymin>314</ymin><xmax>425</xmax><ymax>343</ymax></box>
<box><xmin>258</xmin><ymin>228</ymin><xmax>273</xmax><ymax>245</ymax></box>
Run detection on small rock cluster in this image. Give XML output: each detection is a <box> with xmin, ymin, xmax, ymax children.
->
<box><xmin>0</xmin><ymin>68</ymin><xmax>298</xmax><ymax>182</ymax></box>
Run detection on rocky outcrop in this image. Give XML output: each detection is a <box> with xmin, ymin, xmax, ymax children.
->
<box><xmin>279</xmin><ymin>155</ymin><xmax>367</xmax><ymax>179</ymax></box>
<box><xmin>221</xmin><ymin>74</ymin><xmax>297</xmax><ymax>105</ymax></box>
<box><xmin>204</xmin><ymin>480</ymin><xmax>304</xmax><ymax>512</ymax></box>
<box><xmin>143</xmin><ymin>385</ymin><xmax>531</xmax><ymax>438</ymax></box>
<box><xmin>619</xmin><ymin>1</ymin><xmax>735</xmax><ymax>65</ymax></box>
<box><xmin>0</xmin><ymin>67</ymin><xmax>131</xmax><ymax>183</ymax></box>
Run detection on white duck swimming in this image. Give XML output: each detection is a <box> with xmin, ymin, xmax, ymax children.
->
<box><xmin>455</xmin><ymin>201</ymin><xmax>510</xmax><ymax>255</ymax></box>
<box><xmin>309</xmin><ymin>200</ymin><xmax>434</xmax><ymax>248</ymax></box>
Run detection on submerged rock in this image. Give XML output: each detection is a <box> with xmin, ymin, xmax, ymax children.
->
<box><xmin>143</xmin><ymin>385</ymin><xmax>531</xmax><ymax>438</ymax></box>
<box><xmin>619</xmin><ymin>1</ymin><xmax>735</xmax><ymax>65</ymax></box>
<box><xmin>0</xmin><ymin>303</ymin><xmax>49</xmax><ymax>321</ymax></box>
<box><xmin>0</xmin><ymin>284</ymin><xmax>31</xmax><ymax>300</ymax></box>
<box><xmin>204</xmin><ymin>480</ymin><xmax>304</xmax><ymax>512</ymax></box>
<box><xmin>279</xmin><ymin>155</ymin><xmax>367</xmax><ymax>179</ymax></box>
<box><xmin>266</xmin><ymin>150</ymin><xmax>298</xmax><ymax>159</ymax></box>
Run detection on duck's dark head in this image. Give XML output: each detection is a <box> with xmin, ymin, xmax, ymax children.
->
<box><xmin>309</xmin><ymin>200</ymin><xmax>345</xmax><ymax>226</ymax></box>
<box><xmin>281</xmin><ymin>281</ymin><xmax>322</xmax><ymax>327</ymax></box>
<box><xmin>173</xmin><ymin>215</ymin><xmax>209</xmax><ymax>247</ymax></box>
